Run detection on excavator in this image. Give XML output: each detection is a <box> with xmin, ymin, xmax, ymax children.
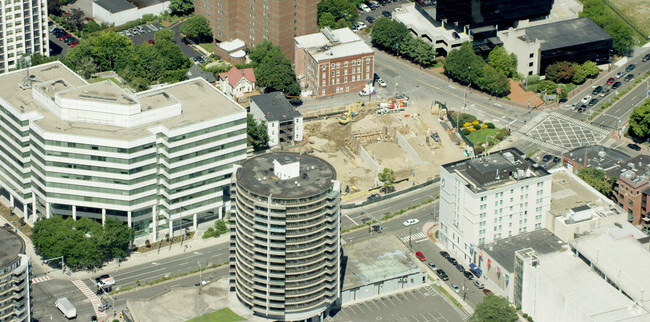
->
<box><xmin>338</xmin><ymin>103</ymin><xmax>359</xmax><ymax>125</ymax></box>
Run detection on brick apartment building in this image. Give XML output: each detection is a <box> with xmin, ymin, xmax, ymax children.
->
<box><xmin>608</xmin><ymin>155</ymin><xmax>650</xmax><ymax>226</ymax></box>
<box><xmin>294</xmin><ymin>27</ymin><xmax>374</xmax><ymax>97</ymax></box>
<box><xmin>194</xmin><ymin>0</ymin><xmax>319</xmax><ymax>60</ymax></box>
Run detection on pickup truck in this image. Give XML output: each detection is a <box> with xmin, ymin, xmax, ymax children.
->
<box><xmin>55</xmin><ymin>297</ymin><xmax>77</xmax><ymax>319</ymax></box>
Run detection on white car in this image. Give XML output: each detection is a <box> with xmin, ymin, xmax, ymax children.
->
<box><xmin>359</xmin><ymin>4</ymin><xmax>371</xmax><ymax>12</ymax></box>
<box><xmin>377</xmin><ymin>78</ymin><xmax>387</xmax><ymax>87</ymax></box>
<box><xmin>394</xmin><ymin>7</ymin><xmax>403</xmax><ymax>12</ymax></box>
<box><xmin>356</xmin><ymin>22</ymin><xmax>367</xmax><ymax>29</ymax></box>
<box><xmin>450</xmin><ymin>283</ymin><xmax>461</xmax><ymax>293</ymax></box>
<box><xmin>581</xmin><ymin>95</ymin><xmax>591</xmax><ymax>104</ymax></box>
<box><xmin>403</xmin><ymin>219</ymin><xmax>420</xmax><ymax>226</ymax></box>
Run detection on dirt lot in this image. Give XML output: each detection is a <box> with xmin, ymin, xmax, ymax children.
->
<box><xmin>303</xmin><ymin>101</ymin><xmax>465</xmax><ymax>193</ymax></box>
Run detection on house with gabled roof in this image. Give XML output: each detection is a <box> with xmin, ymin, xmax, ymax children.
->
<box><xmin>217</xmin><ymin>66</ymin><xmax>257</xmax><ymax>107</ymax></box>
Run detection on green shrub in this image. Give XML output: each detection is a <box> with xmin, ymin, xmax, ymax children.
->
<box><xmin>527</xmin><ymin>316</ymin><xmax>533</xmax><ymax>322</ymax></box>
<box><xmin>485</xmin><ymin>122</ymin><xmax>495</xmax><ymax>129</ymax></box>
<box><xmin>462</xmin><ymin>128</ymin><xmax>471</xmax><ymax>136</ymax></box>
<box><xmin>523</xmin><ymin>313</ymin><xmax>528</xmax><ymax>318</ymax></box>
<box><xmin>473</xmin><ymin>124</ymin><xmax>481</xmax><ymax>130</ymax></box>
<box><xmin>516</xmin><ymin>305</ymin><xmax>521</xmax><ymax>310</ymax></box>
<box><xmin>475</xmin><ymin>146</ymin><xmax>484</xmax><ymax>154</ymax></box>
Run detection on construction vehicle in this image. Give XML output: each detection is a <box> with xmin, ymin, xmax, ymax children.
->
<box><xmin>339</xmin><ymin>103</ymin><xmax>359</xmax><ymax>125</ymax></box>
<box><xmin>55</xmin><ymin>297</ymin><xmax>77</xmax><ymax>319</ymax></box>
<box><xmin>376</xmin><ymin>97</ymin><xmax>408</xmax><ymax>114</ymax></box>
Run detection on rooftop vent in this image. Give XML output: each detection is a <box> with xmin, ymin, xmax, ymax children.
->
<box><xmin>321</xmin><ymin>27</ymin><xmax>340</xmax><ymax>44</ymax></box>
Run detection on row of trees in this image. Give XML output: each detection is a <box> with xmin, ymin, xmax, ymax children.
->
<box><xmin>370</xmin><ymin>18</ymin><xmax>437</xmax><ymax>67</ymax></box>
<box><xmin>628</xmin><ymin>99</ymin><xmax>650</xmax><ymax>141</ymax></box>
<box><xmin>444</xmin><ymin>42</ymin><xmax>511</xmax><ymax>97</ymax></box>
<box><xmin>66</xmin><ymin>30</ymin><xmax>192</xmax><ymax>90</ymax></box>
<box><xmin>544</xmin><ymin>61</ymin><xmax>600</xmax><ymax>84</ymax></box>
<box><xmin>578</xmin><ymin>167</ymin><xmax>616</xmax><ymax>196</ymax></box>
<box><xmin>580</xmin><ymin>0</ymin><xmax>635</xmax><ymax>55</ymax></box>
<box><xmin>317</xmin><ymin>0</ymin><xmax>361</xmax><ymax>29</ymax></box>
<box><xmin>249</xmin><ymin>41</ymin><xmax>301</xmax><ymax>98</ymax></box>
<box><xmin>33</xmin><ymin>216</ymin><xmax>134</xmax><ymax>270</ymax></box>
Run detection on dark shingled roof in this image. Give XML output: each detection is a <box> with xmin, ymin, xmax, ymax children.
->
<box><xmin>93</xmin><ymin>0</ymin><xmax>136</xmax><ymax>13</ymax></box>
<box><xmin>520</xmin><ymin>17</ymin><xmax>612</xmax><ymax>51</ymax></box>
<box><xmin>250</xmin><ymin>92</ymin><xmax>302</xmax><ymax>122</ymax></box>
<box><xmin>482</xmin><ymin>228</ymin><xmax>565</xmax><ymax>272</ymax></box>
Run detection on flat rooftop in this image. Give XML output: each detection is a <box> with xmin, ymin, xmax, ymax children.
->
<box><xmin>537</xmin><ymin>250</ymin><xmax>650</xmax><ymax>321</ymax></box>
<box><xmin>571</xmin><ymin>224</ymin><xmax>650</xmax><ymax>307</ymax></box>
<box><xmin>481</xmin><ymin>228</ymin><xmax>565</xmax><ymax>272</ymax></box>
<box><xmin>520</xmin><ymin>17</ymin><xmax>612</xmax><ymax>51</ymax></box>
<box><xmin>0</xmin><ymin>62</ymin><xmax>244</xmax><ymax>141</ymax></box>
<box><xmin>549</xmin><ymin>169</ymin><xmax>613</xmax><ymax>216</ymax></box>
<box><xmin>0</xmin><ymin>228</ymin><xmax>25</xmax><ymax>268</ymax></box>
<box><xmin>250</xmin><ymin>92</ymin><xmax>301</xmax><ymax>122</ymax></box>
<box><xmin>563</xmin><ymin>145</ymin><xmax>630</xmax><ymax>172</ymax></box>
<box><xmin>236</xmin><ymin>152</ymin><xmax>336</xmax><ymax>199</ymax></box>
<box><xmin>342</xmin><ymin>234</ymin><xmax>421</xmax><ymax>290</ymax></box>
<box><xmin>295</xmin><ymin>28</ymin><xmax>374</xmax><ymax>61</ymax></box>
<box><xmin>443</xmin><ymin>148</ymin><xmax>549</xmax><ymax>192</ymax></box>
<box><xmin>94</xmin><ymin>0</ymin><xmax>136</xmax><ymax>13</ymax></box>
<box><xmin>393</xmin><ymin>3</ymin><xmax>469</xmax><ymax>44</ymax></box>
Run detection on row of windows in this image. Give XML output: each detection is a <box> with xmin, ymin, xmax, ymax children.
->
<box><xmin>323</xmin><ymin>58</ymin><xmax>372</xmax><ymax>71</ymax></box>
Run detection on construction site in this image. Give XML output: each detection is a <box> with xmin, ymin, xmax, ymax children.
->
<box><xmin>296</xmin><ymin>97</ymin><xmax>467</xmax><ymax>195</ymax></box>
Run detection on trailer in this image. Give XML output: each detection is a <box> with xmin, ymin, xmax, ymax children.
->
<box><xmin>55</xmin><ymin>297</ymin><xmax>77</xmax><ymax>319</ymax></box>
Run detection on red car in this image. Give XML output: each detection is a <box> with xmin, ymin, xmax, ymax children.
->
<box><xmin>483</xmin><ymin>289</ymin><xmax>492</xmax><ymax>295</ymax></box>
<box><xmin>606</xmin><ymin>77</ymin><xmax>615</xmax><ymax>85</ymax></box>
<box><xmin>148</xmin><ymin>39</ymin><xmax>155</xmax><ymax>45</ymax></box>
<box><xmin>415</xmin><ymin>251</ymin><xmax>426</xmax><ymax>261</ymax></box>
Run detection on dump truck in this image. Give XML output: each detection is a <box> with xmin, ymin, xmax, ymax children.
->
<box><xmin>55</xmin><ymin>297</ymin><xmax>77</xmax><ymax>319</ymax></box>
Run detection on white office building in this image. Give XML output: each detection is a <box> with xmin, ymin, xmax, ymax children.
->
<box><xmin>249</xmin><ymin>92</ymin><xmax>303</xmax><ymax>147</ymax></box>
<box><xmin>438</xmin><ymin>148</ymin><xmax>551</xmax><ymax>265</ymax></box>
<box><xmin>0</xmin><ymin>0</ymin><xmax>49</xmax><ymax>73</ymax></box>
<box><xmin>0</xmin><ymin>61</ymin><xmax>247</xmax><ymax>240</ymax></box>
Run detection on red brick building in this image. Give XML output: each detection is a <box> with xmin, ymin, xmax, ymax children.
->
<box><xmin>195</xmin><ymin>0</ymin><xmax>319</xmax><ymax>60</ymax></box>
<box><xmin>608</xmin><ymin>155</ymin><xmax>650</xmax><ymax>226</ymax></box>
<box><xmin>294</xmin><ymin>28</ymin><xmax>375</xmax><ymax>97</ymax></box>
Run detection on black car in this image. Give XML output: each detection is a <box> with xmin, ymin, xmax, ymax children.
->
<box><xmin>553</xmin><ymin>156</ymin><xmax>560</xmax><ymax>163</ymax></box>
<box><xmin>440</xmin><ymin>251</ymin><xmax>450</xmax><ymax>259</ymax></box>
<box><xmin>382</xmin><ymin>10</ymin><xmax>392</xmax><ymax>18</ymax></box>
<box><xmin>367</xmin><ymin>193</ymin><xmax>380</xmax><ymax>201</ymax></box>
<box><xmin>436</xmin><ymin>269</ymin><xmax>449</xmax><ymax>281</ymax></box>
<box><xmin>456</xmin><ymin>264</ymin><xmax>465</xmax><ymax>272</ymax></box>
<box><xmin>625</xmin><ymin>63</ymin><xmax>636</xmax><ymax>72</ymax></box>
<box><xmin>366</xmin><ymin>16</ymin><xmax>377</xmax><ymax>23</ymax></box>
<box><xmin>643</xmin><ymin>54</ymin><xmax>650</xmax><ymax>62</ymax></box>
<box><xmin>448</xmin><ymin>257</ymin><xmax>458</xmax><ymax>265</ymax></box>
<box><xmin>612</xmin><ymin>81</ymin><xmax>622</xmax><ymax>89</ymax></box>
<box><xmin>592</xmin><ymin>86</ymin><xmax>603</xmax><ymax>95</ymax></box>
<box><xmin>588</xmin><ymin>98</ymin><xmax>599</xmax><ymax>107</ymax></box>
<box><xmin>577</xmin><ymin>104</ymin><xmax>587</xmax><ymax>113</ymax></box>
<box><xmin>464</xmin><ymin>271</ymin><xmax>474</xmax><ymax>280</ymax></box>
<box><xmin>628</xmin><ymin>143</ymin><xmax>642</xmax><ymax>151</ymax></box>
<box><xmin>624</xmin><ymin>74</ymin><xmax>634</xmax><ymax>82</ymax></box>
<box><xmin>542</xmin><ymin>154</ymin><xmax>552</xmax><ymax>162</ymax></box>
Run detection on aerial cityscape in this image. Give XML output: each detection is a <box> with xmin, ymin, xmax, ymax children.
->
<box><xmin>0</xmin><ymin>0</ymin><xmax>648</xmax><ymax>321</ymax></box>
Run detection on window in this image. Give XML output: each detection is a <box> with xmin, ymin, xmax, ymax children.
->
<box><xmin>366</xmin><ymin>58</ymin><xmax>370</xmax><ymax>64</ymax></box>
<box><xmin>322</xmin><ymin>80</ymin><xmax>326</xmax><ymax>86</ymax></box>
<box><xmin>352</xmin><ymin>75</ymin><xmax>355</xmax><ymax>82</ymax></box>
<box><xmin>352</xmin><ymin>60</ymin><xmax>356</xmax><ymax>66</ymax></box>
<box><xmin>344</xmin><ymin>76</ymin><xmax>347</xmax><ymax>83</ymax></box>
<box><xmin>529</xmin><ymin>62</ymin><xmax>534</xmax><ymax>67</ymax></box>
<box><xmin>331</xmin><ymin>71</ymin><xmax>334</xmax><ymax>77</ymax></box>
<box><xmin>530</xmin><ymin>53</ymin><xmax>534</xmax><ymax>58</ymax></box>
<box><xmin>331</xmin><ymin>63</ymin><xmax>335</xmax><ymax>68</ymax></box>
<box><xmin>480</xmin><ymin>196</ymin><xmax>487</xmax><ymax>201</ymax></box>
<box><xmin>344</xmin><ymin>69</ymin><xmax>348</xmax><ymax>75</ymax></box>
<box><xmin>344</xmin><ymin>61</ymin><xmax>348</xmax><ymax>67</ymax></box>
<box><xmin>336</xmin><ymin>62</ymin><xmax>340</xmax><ymax>68</ymax></box>
<box><xmin>336</xmin><ymin>70</ymin><xmax>340</xmax><ymax>76</ymax></box>
<box><xmin>346</xmin><ymin>86</ymin><xmax>349</xmax><ymax>91</ymax></box>
<box><xmin>322</xmin><ymin>89</ymin><xmax>325</xmax><ymax>95</ymax></box>
<box><xmin>366</xmin><ymin>73</ymin><xmax>369</xmax><ymax>79</ymax></box>
<box><xmin>357</xmin><ymin>59</ymin><xmax>361</xmax><ymax>65</ymax></box>
<box><xmin>322</xmin><ymin>65</ymin><xmax>326</xmax><ymax>71</ymax></box>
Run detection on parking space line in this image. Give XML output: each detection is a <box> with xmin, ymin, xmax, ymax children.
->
<box><xmin>356</xmin><ymin>304</ymin><xmax>365</xmax><ymax>314</ymax></box>
<box><xmin>386</xmin><ymin>295</ymin><xmax>396</xmax><ymax>306</ymax></box>
<box><xmin>394</xmin><ymin>294</ymin><xmax>404</xmax><ymax>304</ymax></box>
<box><xmin>420</xmin><ymin>313</ymin><xmax>429</xmax><ymax>321</ymax></box>
<box><xmin>408</xmin><ymin>290</ymin><xmax>419</xmax><ymax>301</ymax></box>
<box><xmin>371</xmin><ymin>299</ymin><xmax>381</xmax><ymax>310</ymax></box>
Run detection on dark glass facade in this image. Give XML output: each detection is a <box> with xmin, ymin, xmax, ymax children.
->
<box><xmin>436</xmin><ymin>0</ymin><xmax>554</xmax><ymax>28</ymax></box>
<box><xmin>539</xmin><ymin>38</ymin><xmax>613</xmax><ymax>75</ymax></box>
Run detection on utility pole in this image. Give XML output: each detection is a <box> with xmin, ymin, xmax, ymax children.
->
<box><xmin>197</xmin><ymin>261</ymin><xmax>203</xmax><ymax>285</ymax></box>
<box><xmin>409</xmin><ymin>227</ymin><xmax>413</xmax><ymax>249</ymax></box>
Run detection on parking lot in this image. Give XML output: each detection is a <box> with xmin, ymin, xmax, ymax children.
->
<box><xmin>356</xmin><ymin>0</ymin><xmax>408</xmax><ymax>26</ymax></box>
<box><xmin>329</xmin><ymin>285</ymin><xmax>466</xmax><ymax>322</ymax></box>
<box><xmin>118</xmin><ymin>22</ymin><xmax>163</xmax><ymax>45</ymax></box>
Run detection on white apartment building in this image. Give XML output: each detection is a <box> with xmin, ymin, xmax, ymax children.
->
<box><xmin>0</xmin><ymin>0</ymin><xmax>49</xmax><ymax>73</ymax></box>
<box><xmin>439</xmin><ymin>148</ymin><xmax>552</xmax><ymax>265</ymax></box>
<box><xmin>249</xmin><ymin>92</ymin><xmax>303</xmax><ymax>147</ymax></box>
<box><xmin>0</xmin><ymin>61</ymin><xmax>247</xmax><ymax>241</ymax></box>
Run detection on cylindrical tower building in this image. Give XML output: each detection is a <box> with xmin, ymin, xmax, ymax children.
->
<box><xmin>230</xmin><ymin>152</ymin><xmax>340</xmax><ymax>321</ymax></box>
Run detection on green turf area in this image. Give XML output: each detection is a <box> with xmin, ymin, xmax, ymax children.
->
<box><xmin>466</xmin><ymin>128</ymin><xmax>500</xmax><ymax>148</ymax></box>
<box><xmin>198</xmin><ymin>42</ymin><xmax>214</xmax><ymax>54</ymax></box>
<box><xmin>188</xmin><ymin>308</ymin><xmax>245</xmax><ymax>322</ymax></box>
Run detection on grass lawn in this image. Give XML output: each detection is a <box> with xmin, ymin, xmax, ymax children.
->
<box><xmin>188</xmin><ymin>308</ymin><xmax>245</xmax><ymax>322</ymax></box>
<box><xmin>466</xmin><ymin>128</ymin><xmax>500</xmax><ymax>148</ymax></box>
<box><xmin>198</xmin><ymin>42</ymin><xmax>214</xmax><ymax>54</ymax></box>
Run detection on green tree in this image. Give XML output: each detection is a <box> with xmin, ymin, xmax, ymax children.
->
<box><xmin>250</xmin><ymin>41</ymin><xmax>300</xmax><ymax>97</ymax></box>
<box><xmin>83</xmin><ymin>19</ymin><xmax>102</xmax><ymax>34</ymax></box>
<box><xmin>544</xmin><ymin>61</ymin><xmax>575</xmax><ymax>83</ymax></box>
<box><xmin>32</xmin><ymin>216</ymin><xmax>134</xmax><ymax>269</ymax></box>
<box><xmin>67</xmin><ymin>31</ymin><xmax>135</xmax><ymax>72</ymax></box>
<box><xmin>488</xmin><ymin>46</ymin><xmax>517</xmax><ymax>78</ymax></box>
<box><xmin>370</xmin><ymin>17</ymin><xmax>409</xmax><ymax>54</ymax></box>
<box><xmin>399</xmin><ymin>37</ymin><xmax>437</xmax><ymax>67</ymax></box>
<box><xmin>169</xmin><ymin>0</ymin><xmax>194</xmax><ymax>16</ymax></box>
<box><xmin>76</xmin><ymin>57</ymin><xmax>98</xmax><ymax>79</ymax></box>
<box><xmin>247</xmin><ymin>114</ymin><xmax>270</xmax><ymax>151</ymax></box>
<box><xmin>317</xmin><ymin>0</ymin><xmax>358</xmax><ymax>28</ymax></box>
<box><xmin>180</xmin><ymin>15</ymin><xmax>212</xmax><ymax>42</ymax></box>
<box><xmin>578</xmin><ymin>167</ymin><xmax>616</xmax><ymax>196</ymax></box>
<box><xmin>444</xmin><ymin>42</ymin><xmax>481</xmax><ymax>85</ymax></box>
<box><xmin>581</xmin><ymin>61</ymin><xmax>601</xmax><ymax>77</ymax></box>
<box><xmin>572</xmin><ymin>63</ymin><xmax>589</xmax><ymax>84</ymax></box>
<box><xmin>628</xmin><ymin>99</ymin><xmax>650</xmax><ymax>140</ymax></box>
<box><xmin>154</xmin><ymin>29</ymin><xmax>176</xmax><ymax>43</ymax></box>
<box><xmin>580</xmin><ymin>0</ymin><xmax>634</xmax><ymax>55</ymax></box>
<box><xmin>470</xmin><ymin>295</ymin><xmax>518</xmax><ymax>322</ymax></box>
<box><xmin>378</xmin><ymin>168</ymin><xmax>395</xmax><ymax>188</ymax></box>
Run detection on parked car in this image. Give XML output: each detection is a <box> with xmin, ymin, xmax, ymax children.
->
<box><xmin>431</xmin><ymin>132</ymin><xmax>440</xmax><ymax>142</ymax></box>
<box><xmin>359</xmin><ymin>4</ymin><xmax>371</xmax><ymax>12</ymax></box>
<box><xmin>463</xmin><ymin>271</ymin><xmax>474</xmax><ymax>280</ymax></box>
<box><xmin>606</xmin><ymin>77</ymin><xmax>615</xmax><ymax>84</ymax></box>
<box><xmin>377</xmin><ymin>77</ymin><xmax>387</xmax><ymax>87</ymax></box>
<box><xmin>440</xmin><ymin>251</ymin><xmax>450</xmax><ymax>259</ymax></box>
<box><xmin>436</xmin><ymin>269</ymin><xmax>449</xmax><ymax>281</ymax></box>
<box><xmin>588</xmin><ymin>98</ymin><xmax>599</xmax><ymax>107</ymax></box>
<box><xmin>415</xmin><ymin>251</ymin><xmax>426</xmax><ymax>261</ymax></box>
<box><xmin>553</xmin><ymin>156</ymin><xmax>560</xmax><ymax>163</ymax></box>
<box><xmin>403</xmin><ymin>218</ymin><xmax>419</xmax><ymax>226</ymax></box>
<box><xmin>483</xmin><ymin>289</ymin><xmax>493</xmax><ymax>295</ymax></box>
<box><xmin>592</xmin><ymin>86</ymin><xmax>603</xmax><ymax>95</ymax></box>
<box><xmin>627</xmin><ymin>143</ymin><xmax>642</xmax><ymax>151</ymax></box>
<box><xmin>615</xmin><ymin>71</ymin><xmax>625</xmax><ymax>79</ymax></box>
<box><xmin>599</xmin><ymin>88</ymin><xmax>611</xmax><ymax>97</ymax></box>
<box><xmin>382</xmin><ymin>10</ymin><xmax>392</xmax><ymax>18</ymax></box>
<box><xmin>542</xmin><ymin>154</ymin><xmax>552</xmax><ymax>162</ymax></box>
<box><xmin>577</xmin><ymin>104</ymin><xmax>587</xmax><ymax>113</ymax></box>
<box><xmin>643</xmin><ymin>54</ymin><xmax>650</xmax><ymax>62</ymax></box>
<box><xmin>366</xmin><ymin>16</ymin><xmax>377</xmax><ymax>23</ymax></box>
<box><xmin>368</xmin><ymin>1</ymin><xmax>380</xmax><ymax>9</ymax></box>
<box><xmin>455</xmin><ymin>264</ymin><xmax>465</xmax><ymax>272</ymax></box>
<box><xmin>427</xmin><ymin>262</ymin><xmax>437</xmax><ymax>270</ymax></box>
<box><xmin>367</xmin><ymin>193</ymin><xmax>380</xmax><ymax>201</ymax></box>
<box><xmin>580</xmin><ymin>95</ymin><xmax>591</xmax><ymax>104</ymax></box>
<box><xmin>450</xmin><ymin>283</ymin><xmax>460</xmax><ymax>293</ymax></box>
<box><xmin>474</xmin><ymin>280</ymin><xmax>485</xmax><ymax>289</ymax></box>
<box><xmin>394</xmin><ymin>7</ymin><xmax>403</xmax><ymax>12</ymax></box>
<box><xmin>612</xmin><ymin>81</ymin><xmax>622</xmax><ymax>89</ymax></box>
<box><xmin>624</xmin><ymin>74</ymin><xmax>634</xmax><ymax>82</ymax></box>
<box><xmin>625</xmin><ymin>64</ymin><xmax>636</xmax><ymax>72</ymax></box>
<box><xmin>448</xmin><ymin>257</ymin><xmax>458</xmax><ymax>265</ymax></box>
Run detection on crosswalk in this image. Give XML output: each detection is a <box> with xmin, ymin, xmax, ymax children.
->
<box><xmin>519</xmin><ymin>135</ymin><xmax>568</xmax><ymax>154</ymax></box>
<box><xmin>72</xmin><ymin>280</ymin><xmax>106</xmax><ymax>318</ymax></box>
<box><xmin>550</xmin><ymin>112</ymin><xmax>611</xmax><ymax>136</ymax></box>
<box><xmin>400</xmin><ymin>232</ymin><xmax>428</xmax><ymax>244</ymax></box>
<box><xmin>31</xmin><ymin>275</ymin><xmax>52</xmax><ymax>284</ymax></box>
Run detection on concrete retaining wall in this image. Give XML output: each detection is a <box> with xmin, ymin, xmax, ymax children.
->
<box><xmin>359</xmin><ymin>145</ymin><xmax>379</xmax><ymax>174</ymax></box>
<box><xmin>396</xmin><ymin>131</ymin><xmax>423</xmax><ymax>165</ymax></box>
